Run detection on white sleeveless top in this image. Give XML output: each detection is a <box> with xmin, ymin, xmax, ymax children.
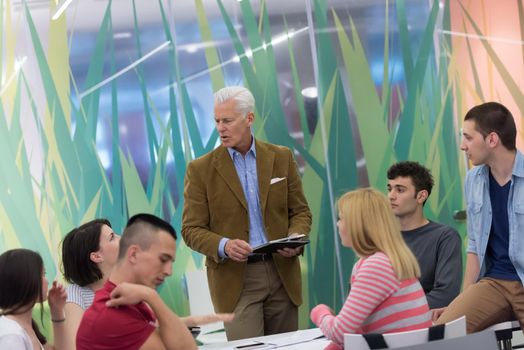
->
<box><xmin>0</xmin><ymin>315</ymin><xmax>43</xmax><ymax>350</ymax></box>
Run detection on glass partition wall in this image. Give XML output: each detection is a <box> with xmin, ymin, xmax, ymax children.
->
<box><xmin>2</xmin><ymin>0</ymin><xmax>523</xmax><ymax>327</ymax></box>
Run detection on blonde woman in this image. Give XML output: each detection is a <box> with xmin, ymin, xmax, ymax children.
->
<box><xmin>310</xmin><ymin>188</ymin><xmax>432</xmax><ymax>350</ymax></box>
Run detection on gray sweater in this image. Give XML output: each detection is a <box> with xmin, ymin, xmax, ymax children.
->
<box><xmin>402</xmin><ymin>221</ymin><xmax>463</xmax><ymax>309</ymax></box>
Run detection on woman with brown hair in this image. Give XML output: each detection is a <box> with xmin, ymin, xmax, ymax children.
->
<box><xmin>0</xmin><ymin>249</ymin><xmax>67</xmax><ymax>349</ymax></box>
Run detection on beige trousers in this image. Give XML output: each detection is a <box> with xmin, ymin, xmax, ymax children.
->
<box><xmin>436</xmin><ymin>277</ymin><xmax>524</xmax><ymax>333</ymax></box>
<box><xmin>224</xmin><ymin>260</ymin><xmax>298</xmax><ymax>340</ymax></box>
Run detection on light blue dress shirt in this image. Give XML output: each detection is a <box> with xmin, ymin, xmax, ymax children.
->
<box><xmin>465</xmin><ymin>150</ymin><xmax>524</xmax><ymax>283</ymax></box>
<box><xmin>218</xmin><ymin>138</ymin><xmax>268</xmax><ymax>258</ymax></box>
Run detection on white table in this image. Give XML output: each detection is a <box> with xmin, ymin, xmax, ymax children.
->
<box><xmin>198</xmin><ymin>328</ymin><xmax>330</xmax><ymax>349</ymax></box>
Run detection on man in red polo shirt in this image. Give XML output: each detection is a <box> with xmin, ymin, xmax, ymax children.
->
<box><xmin>76</xmin><ymin>213</ymin><xmax>196</xmax><ymax>350</ymax></box>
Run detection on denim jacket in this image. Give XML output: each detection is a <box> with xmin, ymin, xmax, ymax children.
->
<box><xmin>465</xmin><ymin>150</ymin><xmax>524</xmax><ymax>283</ymax></box>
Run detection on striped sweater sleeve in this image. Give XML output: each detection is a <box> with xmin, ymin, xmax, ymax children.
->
<box><xmin>311</xmin><ymin>253</ymin><xmax>400</xmax><ymax>345</ymax></box>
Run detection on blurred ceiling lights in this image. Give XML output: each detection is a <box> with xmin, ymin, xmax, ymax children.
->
<box><xmin>301</xmin><ymin>86</ymin><xmax>317</xmax><ymax>99</ymax></box>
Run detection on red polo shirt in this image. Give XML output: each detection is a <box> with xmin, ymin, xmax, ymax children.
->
<box><xmin>76</xmin><ymin>281</ymin><xmax>156</xmax><ymax>350</ymax></box>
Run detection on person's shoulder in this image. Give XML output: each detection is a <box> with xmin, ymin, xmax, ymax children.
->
<box><xmin>465</xmin><ymin>164</ymin><xmax>487</xmax><ymax>180</ymax></box>
<box><xmin>66</xmin><ymin>283</ymin><xmax>81</xmax><ymax>295</ymax></box>
<box><xmin>369</xmin><ymin>251</ymin><xmax>391</xmax><ymax>262</ymax></box>
<box><xmin>190</xmin><ymin>148</ymin><xmax>218</xmax><ymax>164</ymax></box>
<box><xmin>257</xmin><ymin>140</ymin><xmax>290</xmax><ymax>153</ymax></box>
<box><xmin>187</xmin><ymin>145</ymin><xmax>219</xmax><ymax>173</ymax></box>
<box><xmin>516</xmin><ymin>150</ymin><xmax>524</xmax><ymax>162</ymax></box>
<box><xmin>427</xmin><ymin>221</ymin><xmax>461</xmax><ymax>244</ymax></box>
<box><xmin>357</xmin><ymin>253</ymin><xmax>398</xmax><ymax>283</ymax></box>
<box><xmin>0</xmin><ymin>316</ymin><xmax>33</xmax><ymax>349</ymax></box>
<box><xmin>0</xmin><ymin>333</ymin><xmax>31</xmax><ymax>349</ymax></box>
<box><xmin>81</xmin><ymin>298</ymin><xmax>130</xmax><ymax>331</ymax></box>
<box><xmin>188</xmin><ymin>145</ymin><xmax>229</xmax><ymax>169</ymax></box>
<box><xmin>66</xmin><ymin>283</ymin><xmax>93</xmax><ymax>295</ymax></box>
<box><xmin>514</xmin><ymin>150</ymin><xmax>524</xmax><ymax>176</ymax></box>
<box><xmin>427</xmin><ymin>221</ymin><xmax>459</xmax><ymax>234</ymax></box>
<box><xmin>66</xmin><ymin>284</ymin><xmax>94</xmax><ymax>308</ymax></box>
<box><xmin>361</xmin><ymin>252</ymin><xmax>394</xmax><ymax>271</ymax></box>
<box><xmin>86</xmin><ymin>281</ymin><xmax>113</xmax><ymax>308</ymax></box>
<box><xmin>425</xmin><ymin>220</ymin><xmax>458</xmax><ymax>236</ymax></box>
<box><xmin>0</xmin><ymin>316</ymin><xmax>25</xmax><ymax>336</ymax></box>
<box><xmin>78</xmin><ymin>303</ymin><xmax>154</xmax><ymax>350</ymax></box>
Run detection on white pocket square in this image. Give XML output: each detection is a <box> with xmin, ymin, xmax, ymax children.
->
<box><xmin>270</xmin><ymin>177</ymin><xmax>286</xmax><ymax>185</ymax></box>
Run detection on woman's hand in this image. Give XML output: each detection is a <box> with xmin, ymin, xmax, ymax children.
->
<box><xmin>48</xmin><ymin>281</ymin><xmax>67</xmax><ymax>320</ymax></box>
<box><xmin>310</xmin><ymin>304</ymin><xmax>334</xmax><ymax>326</ymax></box>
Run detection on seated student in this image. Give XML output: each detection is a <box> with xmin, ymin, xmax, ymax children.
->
<box><xmin>435</xmin><ymin>102</ymin><xmax>524</xmax><ymax>332</ymax></box>
<box><xmin>64</xmin><ymin>218</ymin><xmax>232</xmax><ymax>350</ymax></box>
<box><xmin>61</xmin><ymin>219</ymin><xmax>120</xmax><ymax>349</ymax></box>
<box><xmin>76</xmin><ymin>214</ymin><xmax>197</xmax><ymax>350</ymax></box>
<box><xmin>0</xmin><ymin>249</ymin><xmax>67</xmax><ymax>350</ymax></box>
<box><xmin>387</xmin><ymin>161</ymin><xmax>462</xmax><ymax>308</ymax></box>
<box><xmin>310</xmin><ymin>188</ymin><xmax>432</xmax><ymax>350</ymax></box>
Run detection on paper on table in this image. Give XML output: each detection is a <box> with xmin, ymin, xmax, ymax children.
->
<box><xmin>268</xmin><ymin>328</ymin><xmax>325</xmax><ymax>346</ymax></box>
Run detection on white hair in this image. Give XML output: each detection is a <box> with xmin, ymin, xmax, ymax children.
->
<box><xmin>214</xmin><ymin>86</ymin><xmax>255</xmax><ymax>118</ymax></box>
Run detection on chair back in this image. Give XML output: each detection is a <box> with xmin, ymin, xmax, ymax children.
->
<box><xmin>394</xmin><ymin>329</ymin><xmax>498</xmax><ymax>350</ymax></box>
<box><xmin>488</xmin><ymin>320</ymin><xmax>521</xmax><ymax>350</ymax></box>
<box><xmin>344</xmin><ymin>316</ymin><xmax>466</xmax><ymax>350</ymax></box>
<box><xmin>184</xmin><ymin>269</ymin><xmax>223</xmax><ymax>334</ymax></box>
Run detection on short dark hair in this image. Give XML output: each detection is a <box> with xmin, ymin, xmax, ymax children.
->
<box><xmin>118</xmin><ymin>213</ymin><xmax>177</xmax><ymax>260</ymax></box>
<box><xmin>464</xmin><ymin>102</ymin><xmax>516</xmax><ymax>151</ymax></box>
<box><xmin>0</xmin><ymin>249</ymin><xmax>47</xmax><ymax>344</ymax></box>
<box><xmin>61</xmin><ymin>219</ymin><xmax>111</xmax><ymax>286</ymax></box>
<box><xmin>387</xmin><ymin>161</ymin><xmax>434</xmax><ymax>199</ymax></box>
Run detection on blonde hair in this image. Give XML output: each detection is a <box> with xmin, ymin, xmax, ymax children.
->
<box><xmin>337</xmin><ymin>188</ymin><xmax>420</xmax><ymax>280</ymax></box>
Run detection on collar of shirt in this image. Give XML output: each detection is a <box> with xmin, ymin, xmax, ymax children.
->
<box><xmin>513</xmin><ymin>150</ymin><xmax>524</xmax><ymax>178</ymax></box>
<box><xmin>476</xmin><ymin>150</ymin><xmax>524</xmax><ymax>179</ymax></box>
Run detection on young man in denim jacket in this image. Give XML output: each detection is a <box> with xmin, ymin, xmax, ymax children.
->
<box><xmin>435</xmin><ymin>102</ymin><xmax>524</xmax><ymax>333</ymax></box>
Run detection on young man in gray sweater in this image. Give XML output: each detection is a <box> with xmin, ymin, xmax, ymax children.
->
<box><xmin>387</xmin><ymin>161</ymin><xmax>463</xmax><ymax>309</ymax></box>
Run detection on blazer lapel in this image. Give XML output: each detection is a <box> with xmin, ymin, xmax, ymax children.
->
<box><xmin>256</xmin><ymin>140</ymin><xmax>275</xmax><ymax>212</ymax></box>
<box><xmin>212</xmin><ymin>146</ymin><xmax>248</xmax><ymax>210</ymax></box>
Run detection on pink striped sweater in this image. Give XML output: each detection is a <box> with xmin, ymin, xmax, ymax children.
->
<box><xmin>311</xmin><ymin>252</ymin><xmax>431</xmax><ymax>349</ymax></box>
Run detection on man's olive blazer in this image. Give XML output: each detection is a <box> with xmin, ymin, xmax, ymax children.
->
<box><xmin>181</xmin><ymin>139</ymin><xmax>312</xmax><ymax>312</ymax></box>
